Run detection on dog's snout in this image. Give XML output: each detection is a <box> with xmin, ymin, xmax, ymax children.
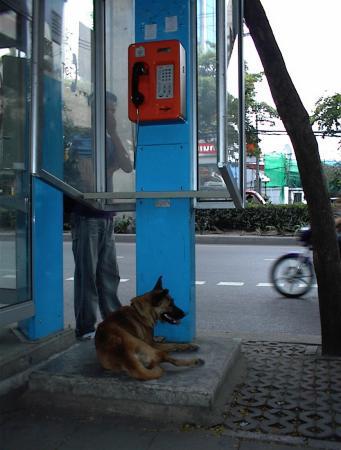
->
<box><xmin>172</xmin><ymin>305</ymin><xmax>185</xmax><ymax>319</ymax></box>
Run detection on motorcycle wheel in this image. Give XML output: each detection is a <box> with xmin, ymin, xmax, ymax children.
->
<box><xmin>270</xmin><ymin>253</ymin><xmax>314</xmax><ymax>298</ymax></box>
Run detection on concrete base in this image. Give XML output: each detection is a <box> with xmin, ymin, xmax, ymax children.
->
<box><xmin>0</xmin><ymin>326</ymin><xmax>75</xmax><ymax>397</ymax></box>
<box><xmin>26</xmin><ymin>335</ymin><xmax>244</xmax><ymax>425</ymax></box>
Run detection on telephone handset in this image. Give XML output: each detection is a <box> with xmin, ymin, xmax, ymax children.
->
<box><xmin>128</xmin><ymin>40</ymin><xmax>186</xmax><ymax>123</ymax></box>
<box><xmin>131</xmin><ymin>62</ymin><xmax>148</xmax><ymax>107</ymax></box>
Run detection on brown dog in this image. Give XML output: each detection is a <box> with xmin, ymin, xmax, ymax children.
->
<box><xmin>95</xmin><ymin>277</ymin><xmax>204</xmax><ymax>380</ymax></box>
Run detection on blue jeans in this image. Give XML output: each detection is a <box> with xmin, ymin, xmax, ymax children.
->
<box><xmin>70</xmin><ymin>214</ymin><xmax>121</xmax><ymax>337</ymax></box>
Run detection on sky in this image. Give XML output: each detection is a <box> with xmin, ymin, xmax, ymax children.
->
<box><xmin>244</xmin><ymin>0</ymin><xmax>341</xmax><ymax>162</ymax></box>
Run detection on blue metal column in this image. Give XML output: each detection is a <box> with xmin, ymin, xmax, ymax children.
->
<box><xmin>20</xmin><ymin>68</ymin><xmax>64</xmax><ymax>339</ymax></box>
<box><xmin>20</xmin><ymin>178</ymin><xmax>64</xmax><ymax>340</ymax></box>
<box><xmin>135</xmin><ymin>0</ymin><xmax>196</xmax><ymax>342</ymax></box>
<box><xmin>19</xmin><ymin>0</ymin><xmax>65</xmax><ymax>340</ymax></box>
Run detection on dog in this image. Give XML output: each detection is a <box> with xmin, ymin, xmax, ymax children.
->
<box><xmin>95</xmin><ymin>276</ymin><xmax>204</xmax><ymax>380</ymax></box>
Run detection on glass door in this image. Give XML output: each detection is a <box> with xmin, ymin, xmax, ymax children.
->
<box><xmin>0</xmin><ymin>1</ymin><xmax>32</xmax><ymax>324</ymax></box>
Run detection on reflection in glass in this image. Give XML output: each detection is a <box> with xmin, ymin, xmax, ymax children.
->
<box><xmin>0</xmin><ymin>1</ymin><xmax>31</xmax><ymax>307</ymax></box>
<box><xmin>197</xmin><ymin>0</ymin><xmax>241</xmax><ymax>195</ymax></box>
<box><xmin>62</xmin><ymin>0</ymin><xmax>95</xmax><ymax>192</ymax></box>
<box><xmin>197</xmin><ymin>0</ymin><xmax>219</xmax><ymax>191</ymax></box>
<box><xmin>105</xmin><ymin>0</ymin><xmax>135</xmax><ymax>201</ymax></box>
<box><xmin>226</xmin><ymin>38</ymin><xmax>239</xmax><ymax>183</ymax></box>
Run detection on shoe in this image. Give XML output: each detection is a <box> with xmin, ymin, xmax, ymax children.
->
<box><xmin>77</xmin><ymin>331</ymin><xmax>95</xmax><ymax>341</ymax></box>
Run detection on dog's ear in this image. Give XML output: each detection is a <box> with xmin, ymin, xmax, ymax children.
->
<box><xmin>153</xmin><ymin>276</ymin><xmax>163</xmax><ymax>291</ymax></box>
<box><xmin>152</xmin><ymin>288</ymin><xmax>169</xmax><ymax>306</ymax></box>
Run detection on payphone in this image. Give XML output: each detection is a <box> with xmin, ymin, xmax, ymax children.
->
<box><xmin>128</xmin><ymin>40</ymin><xmax>186</xmax><ymax>123</ymax></box>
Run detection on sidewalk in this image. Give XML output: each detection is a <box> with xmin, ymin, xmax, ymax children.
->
<box><xmin>1</xmin><ymin>331</ymin><xmax>340</xmax><ymax>450</ymax></box>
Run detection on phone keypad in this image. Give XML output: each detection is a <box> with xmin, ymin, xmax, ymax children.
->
<box><xmin>156</xmin><ymin>65</ymin><xmax>174</xmax><ymax>99</ymax></box>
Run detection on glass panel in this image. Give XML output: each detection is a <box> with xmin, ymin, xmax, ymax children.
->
<box><xmin>105</xmin><ymin>0</ymin><xmax>135</xmax><ymax>203</ymax></box>
<box><xmin>197</xmin><ymin>0</ymin><xmax>242</xmax><ymax>201</ymax></box>
<box><xmin>62</xmin><ymin>0</ymin><xmax>95</xmax><ymax>192</ymax></box>
<box><xmin>225</xmin><ymin>29</ymin><xmax>239</xmax><ymax>184</ymax></box>
<box><xmin>42</xmin><ymin>0</ymin><xmax>95</xmax><ymax>192</ymax></box>
<box><xmin>197</xmin><ymin>0</ymin><xmax>219</xmax><ymax>191</ymax></box>
<box><xmin>42</xmin><ymin>0</ymin><xmax>136</xmax><ymax>208</ymax></box>
<box><xmin>0</xmin><ymin>1</ymin><xmax>31</xmax><ymax>308</ymax></box>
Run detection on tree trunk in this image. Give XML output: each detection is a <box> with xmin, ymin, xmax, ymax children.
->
<box><xmin>244</xmin><ymin>0</ymin><xmax>341</xmax><ymax>355</ymax></box>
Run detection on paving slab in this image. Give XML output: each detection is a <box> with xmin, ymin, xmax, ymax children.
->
<box><xmin>25</xmin><ymin>335</ymin><xmax>244</xmax><ymax>425</ymax></box>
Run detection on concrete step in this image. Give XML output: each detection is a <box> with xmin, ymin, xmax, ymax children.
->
<box><xmin>25</xmin><ymin>334</ymin><xmax>244</xmax><ymax>425</ymax></box>
<box><xmin>0</xmin><ymin>327</ymin><xmax>75</xmax><ymax>397</ymax></box>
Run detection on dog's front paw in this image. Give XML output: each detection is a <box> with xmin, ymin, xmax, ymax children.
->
<box><xmin>194</xmin><ymin>358</ymin><xmax>205</xmax><ymax>366</ymax></box>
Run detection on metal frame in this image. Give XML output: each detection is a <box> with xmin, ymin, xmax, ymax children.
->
<box><xmin>30</xmin><ymin>0</ymin><xmax>244</xmax><ymax>212</ymax></box>
<box><xmin>196</xmin><ymin>0</ymin><xmax>244</xmax><ymax>209</ymax></box>
<box><xmin>84</xmin><ymin>190</ymin><xmax>233</xmax><ymax>199</ymax></box>
<box><xmin>191</xmin><ymin>0</ymin><xmax>198</xmax><ymax>193</ymax></box>
<box><xmin>94</xmin><ymin>0</ymin><xmax>106</xmax><ymax>194</ymax></box>
<box><xmin>0</xmin><ymin>0</ymin><xmax>36</xmax><ymax>326</ymax></box>
<box><xmin>30</xmin><ymin>0</ymin><xmax>43</xmax><ymax>175</ymax></box>
<box><xmin>0</xmin><ymin>301</ymin><xmax>35</xmax><ymax>327</ymax></box>
<box><xmin>215</xmin><ymin>0</ymin><xmax>243</xmax><ymax>209</ymax></box>
<box><xmin>237</xmin><ymin>0</ymin><xmax>245</xmax><ymax>201</ymax></box>
<box><xmin>31</xmin><ymin>0</ymin><xmax>137</xmax><ymax>212</ymax></box>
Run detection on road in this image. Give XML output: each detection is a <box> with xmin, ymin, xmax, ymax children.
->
<box><xmin>63</xmin><ymin>241</ymin><xmax>321</xmax><ymax>339</ymax></box>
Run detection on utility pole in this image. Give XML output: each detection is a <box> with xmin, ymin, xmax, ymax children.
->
<box><xmin>255</xmin><ymin>114</ymin><xmax>261</xmax><ymax>194</ymax></box>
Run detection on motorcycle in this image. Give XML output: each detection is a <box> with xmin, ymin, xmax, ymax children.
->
<box><xmin>270</xmin><ymin>227</ymin><xmax>314</xmax><ymax>298</ymax></box>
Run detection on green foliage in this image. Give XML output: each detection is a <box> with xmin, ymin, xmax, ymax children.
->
<box><xmin>244</xmin><ymin>65</ymin><xmax>278</xmax><ymax>153</ymax></box>
<box><xmin>195</xmin><ymin>204</ymin><xmax>309</xmax><ymax>234</ymax></box>
<box><xmin>197</xmin><ymin>42</ymin><xmax>217</xmax><ymax>139</ymax></box>
<box><xmin>311</xmin><ymin>93</ymin><xmax>341</xmax><ymax>138</ymax></box>
<box><xmin>323</xmin><ymin>162</ymin><xmax>341</xmax><ymax>196</ymax></box>
<box><xmin>64</xmin><ymin>206</ymin><xmax>309</xmax><ymax>235</ymax></box>
<box><xmin>114</xmin><ymin>215</ymin><xmax>135</xmax><ymax>234</ymax></box>
<box><xmin>197</xmin><ymin>47</ymin><xmax>278</xmax><ymax>146</ymax></box>
<box><xmin>311</xmin><ymin>93</ymin><xmax>341</xmax><ymax>150</ymax></box>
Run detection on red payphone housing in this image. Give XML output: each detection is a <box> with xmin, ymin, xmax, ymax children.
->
<box><xmin>128</xmin><ymin>40</ymin><xmax>186</xmax><ymax>123</ymax></box>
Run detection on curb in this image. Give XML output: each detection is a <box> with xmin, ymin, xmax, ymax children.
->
<box><xmin>63</xmin><ymin>233</ymin><xmax>297</xmax><ymax>246</ymax></box>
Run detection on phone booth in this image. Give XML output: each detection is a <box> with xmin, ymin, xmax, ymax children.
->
<box><xmin>130</xmin><ymin>0</ymin><xmax>244</xmax><ymax>342</ymax></box>
<box><xmin>0</xmin><ymin>0</ymin><xmax>244</xmax><ymax>345</ymax></box>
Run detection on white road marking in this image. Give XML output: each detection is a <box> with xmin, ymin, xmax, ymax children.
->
<box><xmin>264</xmin><ymin>258</ymin><xmax>275</xmax><ymax>261</ymax></box>
<box><xmin>3</xmin><ymin>274</ymin><xmax>16</xmax><ymax>278</ymax></box>
<box><xmin>63</xmin><ymin>279</ymin><xmax>317</xmax><ymax>289</ymax></box>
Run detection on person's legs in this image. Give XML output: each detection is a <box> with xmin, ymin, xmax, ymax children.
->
<box><xmin>97</xmin><ymin>217</ymin><xmax>121</xmax><ymax>319</ymax></box>
<box><xmin>71</xmin><ymin>214</ymin><xmax>100</xmax><ymax>337</ymax></box>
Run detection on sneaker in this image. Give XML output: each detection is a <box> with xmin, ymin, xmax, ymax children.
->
<box><xmin>77</xmin><ymin>331</ymin><xmax>96</xmax><ymax>341</ymax></box>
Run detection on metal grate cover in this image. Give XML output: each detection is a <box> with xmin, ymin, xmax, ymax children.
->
<box><xmin>223</xmin><ymin>341</ymin><xmax>341</xmax><ymax>441</ymax></box>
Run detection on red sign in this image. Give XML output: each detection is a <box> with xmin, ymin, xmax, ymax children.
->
<box><xmin>198</xmin><ymin>142</ymin><xmax>217</xmax><ymax>155</ymax></box>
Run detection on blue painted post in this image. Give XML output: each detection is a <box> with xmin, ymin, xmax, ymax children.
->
<box><xmin>19</xmin><ymin>178</ymin><xmax>64</xmax><ymax>340</ymax></box>
<box><xmin>135</xmin><ymin>0</ymin><xmax>196</xmax><ymax>342</ymax></box>
<box><xmin>20</xmin><ymin>71</ymin><xmax>64</xmax><ymax>339</ymax></box>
